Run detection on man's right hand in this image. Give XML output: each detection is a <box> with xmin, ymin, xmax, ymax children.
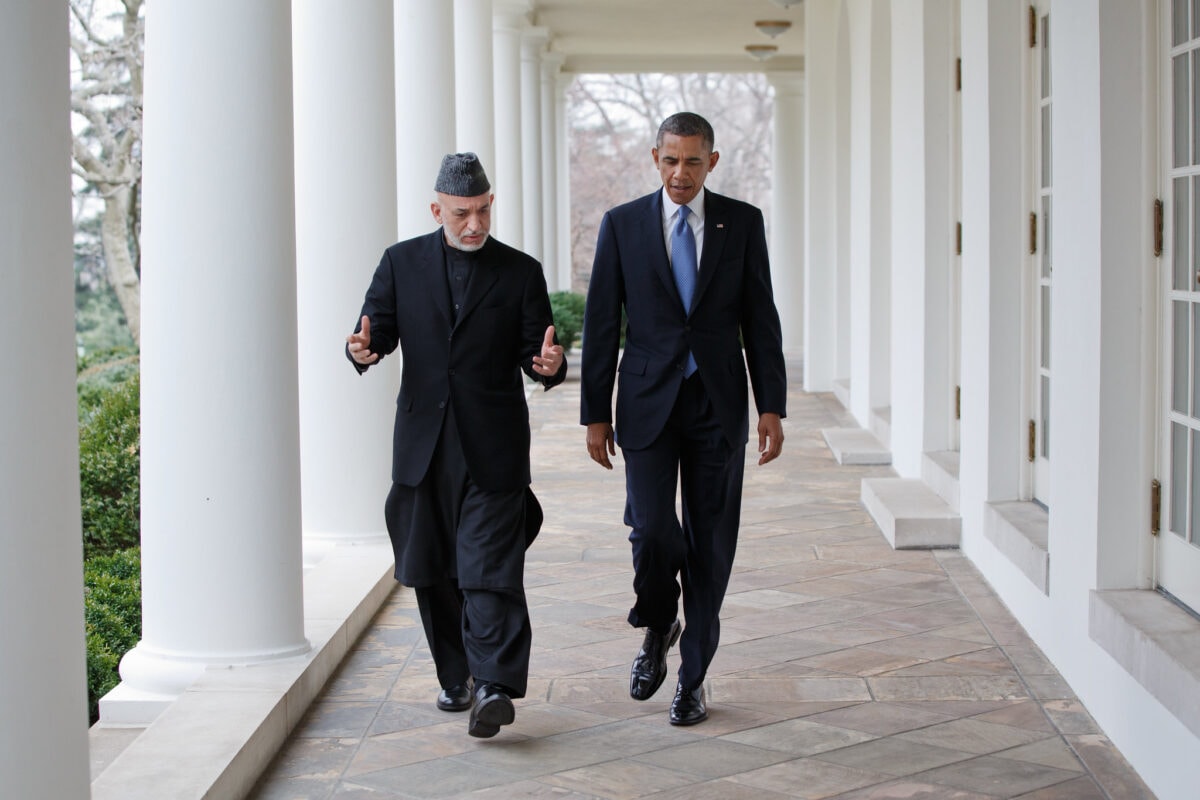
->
<box><xmin>346</xmin><ymin>315</ymin><xmax>379</xmax><ymax>365</ymax></box>
<box><xmin>586</xmin><ymin>422</ymin><xmax>616</xmax><ymax>470</ymax></box>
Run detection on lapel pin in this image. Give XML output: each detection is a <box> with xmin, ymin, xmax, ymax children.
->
<box><xmin>716</xmin><ymin>223</ymin><xmax>725</xmax><ymax>229</ymax></box>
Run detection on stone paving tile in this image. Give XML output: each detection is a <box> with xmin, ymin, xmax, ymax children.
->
<box><xmin>249</xmin><ymin>374</ymin><xmax>1154</xmax><ymax>799</ymax></box>
<box><xmin>812</xmin><ymin>736</ymin><xmax>976</xmax><ymax>776</ymax></box>
<box><xmin>827</xmin><ymin>781</ymin><xmax>999</xmax><ymax>799</ymax></box>
<box><xmin>910</xmin><ymin>755</ymin><xmax>1082</xmax><ymax>797</ymax></box>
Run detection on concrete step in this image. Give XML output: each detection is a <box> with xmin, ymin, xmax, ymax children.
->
<box><xmin>862</xmin><ymin>477</ymin><xmax>961</xmax><ymax>549</ymax></box>
<box><xmin>821</xmin><ymin>427</ymin><xmax>892</xmax><ymax>465</ymax></box>
<box><xmin>922</xmin><ymin>450</ymin><xmax>960</xmax><ymax>513</ymax></box>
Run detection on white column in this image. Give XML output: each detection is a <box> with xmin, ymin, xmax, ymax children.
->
<box><xmin>493</xmin><ymin>1</ymin><xmax>528</xmax><ymax>246</ymax></box>
<box><xmin>541</xmin><ymin>51</ymin><xmax>564</xmax><ymax>288</ymax></box>
<box><xmin>0</xmin><ymin>4</ymin><xmax>91</xmax><ymax>795</ymax></box>
<box><xmin>958</xmin><ymin>0</ymin><xmax>1024</xmax><ymax>543</ymax></box>
<box><xmin>768</xmin><ymin>71</ymin><xmax>806</xmax><ymax>355</ymax></box>
<box><xmin>555</xmin><ymin>70</ymin><xmax>574</xmax><ymax>292</ymax></box>
<box><xmin>847</xmin><ymin>0</ymin><xmax>892</xmax><ymax>428</ymax></box>
<box><xmin>454</xmin><ymin>0</ymin><xmax>496</xmax><ymax>173</ymax></box>
<box><xmin>294</xmin><ymin>1</ymin><xmax>398</xmax><ymax>562</ymax></box>
<box><xmin>520</xmin><ymin>26</ymin><xmax>548</xmax><ymax>260</ymax></box>
<box><xmin>804</xmin><ymin>0</ymin><xmax>841</xmax><ymax>391</ymax></box>
<box><xmin>889</xmin><ymin>0</ymin><xmax>954</xmax><ymax>477</ymax></box>
<box><xmin>395</xmin><ymin>0</ymin><xmax>456</xmax><ymax>240</ymax></box>
<box><xmin>110</xmin><ymin>0</ymin><xmax>309</xmax><ymax>723</ymax></box>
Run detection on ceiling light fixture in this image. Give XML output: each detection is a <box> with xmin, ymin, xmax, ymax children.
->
<box><xmin>755</xmin><ymin>20</ymin><xmax>792</xmax><ymax>38</ymax></box>
<box><xmin>769</xmin><ymin>0</ymin><xmax>804</xmax><ymax>8</ymax></box>
<box><xmin>745</xmin><ymin>44</ymin><xmax>779</xmax><ymax>61</ymax></box>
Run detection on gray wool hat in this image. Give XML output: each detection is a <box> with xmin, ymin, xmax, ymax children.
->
<box><xmin>434</xmin><ymin>152</ymin><xmax>491</xmax><ymax>197</ymax></box>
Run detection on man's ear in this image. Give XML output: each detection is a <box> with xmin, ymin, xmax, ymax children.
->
<box><xmin>708</xmin><ymin>150</ymin><xmax>720</xmax><ymax>171</ymax></box>
<box><xmin>430</xmin><ymin>201</ymin><xmax>442</xmax><ymax>224</ymax></box>
<box><xmin>651</xmin><ymin>147</ymin><xmax>660</xmax><ymax>168</ymax></box>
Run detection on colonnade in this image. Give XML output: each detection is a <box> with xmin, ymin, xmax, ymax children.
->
<box><xmin>2</xmin><ymin>1</ymin><xmax>806</xmax><ymax>794</ymax></box>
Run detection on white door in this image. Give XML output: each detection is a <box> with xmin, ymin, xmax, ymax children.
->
<box><xmin>1028</xmin><ymin>4</ymin><xmax>1052</xmax><ymax>505</ymax></box>
<box><xmin>1159</xmin><ymin>0</ymin><xmax>1200</xmax><ymax>613</ymax></box>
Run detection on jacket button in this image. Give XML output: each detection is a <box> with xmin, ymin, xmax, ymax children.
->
<box><xmin>438</xmin><ymin>401</ymin><xmax>446</xmax><ymax>409</ymax></box>
<box><xmin>448</xmin><ymin>369</ymin><xmax>455</xmax><ymax>376</ymax></box>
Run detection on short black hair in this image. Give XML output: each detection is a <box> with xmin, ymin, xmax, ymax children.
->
<box><xmin>656</xmin><ymin>112</ymin><xmax>715</xmax><ymax>152</ymax></box>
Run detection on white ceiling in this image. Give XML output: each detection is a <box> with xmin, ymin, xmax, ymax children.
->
<box><xmin>528</xmin><ymin>0</ymin><xmax>806</xmax><ymax>74</ymax></box>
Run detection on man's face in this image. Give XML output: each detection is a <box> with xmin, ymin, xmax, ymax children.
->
<box><xmin>652</xmin><ymin>133</ymin><xmax>719</xmax><ymax>206</ymax></box>
<box><xmin>432</xmin><ymin>192</ymin><xmax>493</xmax><ymax>252</ymax></box>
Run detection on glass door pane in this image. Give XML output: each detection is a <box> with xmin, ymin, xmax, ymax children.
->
<box><xmin>1160</xmin><ymin>0</ymin><xmax>1200</xmax><ymax>613</ymax></box>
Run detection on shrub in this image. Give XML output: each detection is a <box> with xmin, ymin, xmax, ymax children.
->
<box><xmin>550</xmin><ymin>290</ymin><xmax>586</xmax><ymax>351</ymax></box>
<box><xmin>77</xmin><ymin>347</ymin><xmax>139</xmax><ymax>423</ymax></box>
<box><xmin>84</xmin><ymin>547</ymin><xmax>141</xmax><ymax>724</ymax></box>
<box><xmin>79</xmin><ymin>372</ymin><xmax>140</xmax><ymax>558</ymax></box>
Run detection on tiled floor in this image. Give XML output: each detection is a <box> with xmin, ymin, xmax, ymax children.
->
<box><xmin>250</xmin><ymin>365</ymin><xmax>1155</xmax><ymax>799</ymax></box>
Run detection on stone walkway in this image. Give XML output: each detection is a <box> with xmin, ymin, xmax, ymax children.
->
<box><xmin>250</xmin><ymin>365</ymin><xmax>1154</xmax><ymax>799</ymax></box>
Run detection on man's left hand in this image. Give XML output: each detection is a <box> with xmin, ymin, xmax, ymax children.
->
<box><xmin>532</xmin><ymin>325</ymin><xmax>564</xmax><ymax>376</ymax></box>
<box><xmin>757</xmin><ymin>413</ymin><xmax>784</xmax><ymax>465</ymax></box>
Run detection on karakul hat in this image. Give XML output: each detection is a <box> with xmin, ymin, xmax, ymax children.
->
<box><xmin>434</xmin><ymin>152</ymin><xmax>491</xmax><ymax>196</ymax></box>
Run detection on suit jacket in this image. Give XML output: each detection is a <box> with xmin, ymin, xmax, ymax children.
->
<box><xmin>580</xmin><ymin>189</ymin><xmax>786</xmax><ymax>450</ymax></box>
<box><xmin>351</xmin><ymin>230</ymin><xmax>566</xmax><ymax>492</ymax></box>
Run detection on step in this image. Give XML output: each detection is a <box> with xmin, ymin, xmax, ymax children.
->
<box><xmin>862</xmin><ymin>477</ymin><xmax>961</xmax><ymax>549</ymax></box>
<box><xmin>822</xmin><ymin>427</ymin><xmax>892</xmax><ymax>465</ymax></box>
<box><xmin>922</xmin><ymin>450</ymin><xmax>960</xmax><ymax>513</ymax></box>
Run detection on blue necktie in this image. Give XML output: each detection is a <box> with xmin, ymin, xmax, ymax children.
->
<box><xmin>671</xmin><ymin>206</ymin><xmax>698</xmax><ymax>377</ymax></box>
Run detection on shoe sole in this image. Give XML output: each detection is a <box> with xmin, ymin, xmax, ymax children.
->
<box><xmin>468</xmin><ymin>693</ymin><xmax>515</xmax><ymax>738</ymax></box>
<box><xmin>630</xmin><ymin>621</ymin><xmax>683</xmax><ymax>701</ymax></box>
<box><xmin>669</xmin><ymin>709</ymin><xmax>708</xmax><ymax>726</ymax></box>
<box><xmin>436</xmin><ymin>698</ymin><xmax>473</xmax><ymax>712</ymax></box>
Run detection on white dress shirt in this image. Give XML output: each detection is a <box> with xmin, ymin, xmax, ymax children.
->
<box><xmin>661</xmin><ymin>186</ymin><xmax>705</xmax><ymax>268</ymax></box>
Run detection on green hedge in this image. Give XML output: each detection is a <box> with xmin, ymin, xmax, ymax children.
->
<box><xmin>549</xmin><ymin>291</ymin><xmax>586</xmax><ymax>352</ymax></box>
<box><xmin>79</xmin><ymin>371</ymin><xmax>140</xmax><ymax>559</ymax></box>
<box><xmin>84</xmin><ymin>547</ymin><xmax>141</xmax><ymax>723</ymax></box>
<box><xmin>78</xmin><ymin>356</ymin><xmax>142</xmax><ymax>724</ymax></box>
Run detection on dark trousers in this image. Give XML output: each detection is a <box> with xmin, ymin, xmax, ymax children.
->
<box><xmin>621</xmin><ymin>374</ymin><xmax>745</xmax><ymax>691</ymax></box>
<box><xmin>387</xmin><ymin>407</ymin><xmax>532</xmax><ymax>697</ymax></box>
<box><xmin>413</xmin><ymin>580</ymin><xmax>531</xmax><ymax>697</ymax></box>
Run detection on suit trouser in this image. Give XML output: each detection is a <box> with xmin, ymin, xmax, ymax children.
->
<box><xmin>621</xmin><ymin>373</ymin><xmax>745</xmax><ymax>692</ymax></box>
<box><xmin>387</xmin><ymin>406</ymin><xmax>532</xmax><ymax>698</ymax></box>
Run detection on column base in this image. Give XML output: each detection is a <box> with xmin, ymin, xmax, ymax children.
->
<box><xmin>101</xmin><ymin>637</ymin><xmax>313</xmax><ymax>725</ymax></box>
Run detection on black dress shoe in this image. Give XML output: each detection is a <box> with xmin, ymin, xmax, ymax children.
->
<box><xmin>436</xmin><ymin>681</ymin><xmax>473</xmax><ymax>712</ymax></box>
<box><xmin>629</xmin><ymin>619</ymin><xmax>682</xmax><ymax>701</ymax></box>
<box><xmin>668</xmin><ymin>682</ymin><xmax>707</xmax><ymax>726</ymax></box>
<box><xmin>468</xmin><ymin>682</ymin><xmax>515</xmax><ymax>738</ymax></box>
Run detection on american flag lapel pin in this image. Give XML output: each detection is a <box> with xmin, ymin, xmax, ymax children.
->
<box><xmin>716</xmin><ymin>223</ymin><xmax>725</xmax><ymax>229</ymax></box>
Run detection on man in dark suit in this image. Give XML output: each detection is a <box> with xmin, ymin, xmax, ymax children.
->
<box><xmin>346</xmin><ymin>153</ymin><xmax>566</xmax><ymax>738</ymax></box>
<box><xmin>581</xmin><ymin>112</ymin><xmax>787</xmax><ymax>726</ymax></box>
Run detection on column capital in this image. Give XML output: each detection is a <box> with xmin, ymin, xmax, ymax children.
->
<box><xmin>541</xmin><ymin>50</ymin><xmax>565</xmax><ymax>77</ymax></box>
<box><xmin>766</xmin><ymin>70</ymin><xmax>806</xmax><ymax>96</ymax></box>
<box><xmin>493</xmin><ymin>0</ymin><xmax>530</xmax><ymax>31</ymax></box>
<box><xmin>521</xmin><ymin>25</ymin><xmax>549</xmax><ymax>57</ymax></box>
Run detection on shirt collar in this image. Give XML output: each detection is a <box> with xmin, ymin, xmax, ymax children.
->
<box><xmin>661</xmin><ymin>187</ymin><xmax>705</xmax><ymax>226</ymax></box>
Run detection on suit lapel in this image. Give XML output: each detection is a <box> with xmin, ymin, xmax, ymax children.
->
<box><xmin>692</xmin><ymin>191</ymin><xmax>727</xmax><ymax>312</ymax></box>
<box><xmin>643</xmin><ymin>191</ymin><xmax>684</xmax><ymax>308</ymax></box>
<box><xmin>419</xmin><ymin>231</ymin><xmax>453</xmax><ymax>329</ymax></box>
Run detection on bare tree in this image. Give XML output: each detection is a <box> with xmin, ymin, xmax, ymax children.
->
<box><xmin>567</xmin><ymin>72</ymin><xmax>774</xmax><ymax>291</ymax></box>
<box><xmin>71</xmin><ymin>0</ymin><xmax>145</xmax><ymax>346</ymax></box>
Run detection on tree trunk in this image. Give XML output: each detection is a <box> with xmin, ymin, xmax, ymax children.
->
<box><xmin>101</xmin><ymin>184</ymin><xmax>141</xmax><ymax>346</ymax></box>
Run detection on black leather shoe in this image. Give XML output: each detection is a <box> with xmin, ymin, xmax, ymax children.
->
<box><xmin>468</xmin><ymin>682</ymin><xmax>515</xmax><ymax>738</ymax></box>
<box><xmin>629</xmin><ymin>619</ymin><xmax>682</xmax><ymax>701</ymax></box>
<box><xmin>668</xmin><ymin>682</ymin><xmax>707</xmax><ymax>726</ymax></box>
<box><xmin>436</xmin><ymin>680</ymin><xmax>473</xmax><ymax>712</ymax></box>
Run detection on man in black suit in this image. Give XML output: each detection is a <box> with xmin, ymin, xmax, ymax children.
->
<box><xmin>581</xmin><ymin>113</ymin><xmax>787</xmax><ymax>726</ymax></box>
<box><xmin>347</xmin><ymin>153</ymin><xmax>566</xmax><ymax>738</ymax></box>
